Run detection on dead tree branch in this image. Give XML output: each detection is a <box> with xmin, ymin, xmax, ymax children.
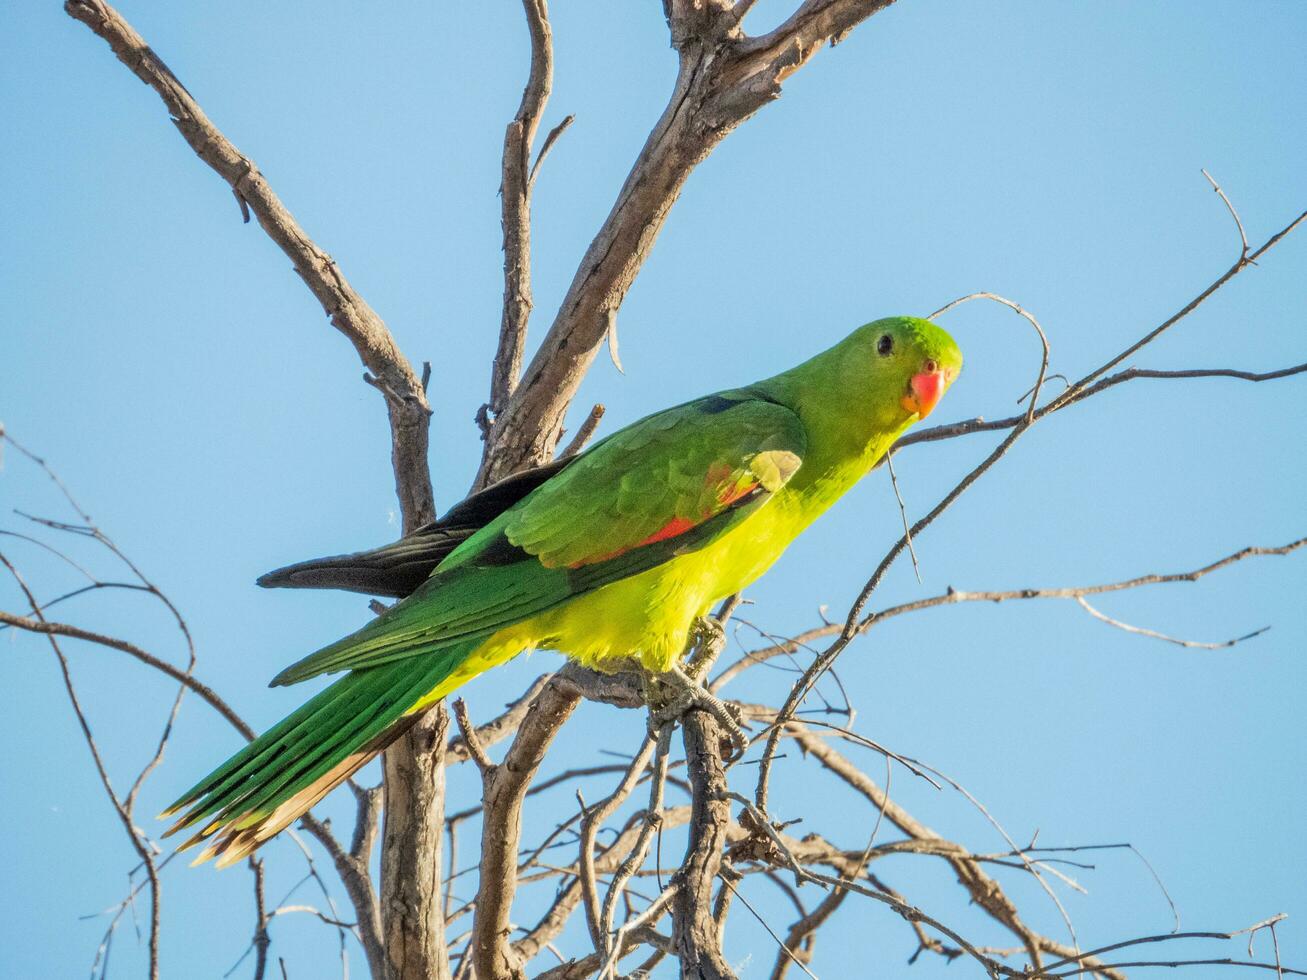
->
<box><xmin>62</xmin><ymin>3</ymin><xmax>454</xmax><ymax>974</ymax></box>
<box><xmin>62</xmin><ymin>0</ymin><xmax>433</xmax><ymax>525</ymax></box>
<box><xmin>1</xmin><ymin>553</ymin><xmax>165</xmax><ymax>980</ymax></box>
<box><xmin>477</xmin><ymin>0</ymin><xmax>898</xmax><ymax>483</ymax></box>
<box><xmin>673</xmin><ymin>711</ymin><xmax>737</xmax><ymax>980</ymax></box>
<box><xmin>486</xmin><ymin>0</ymin><xmax>559</xmax><ymax>432</ymax></box>
<box><xmin>713</xmin><ymin>538</ymin><xmax>1304</xmax><ymax>685</ymax></box>
<box><xmin>471</xmin><ymin>678</ymin><xmax>582</xmax><ymax>980</ymax></box>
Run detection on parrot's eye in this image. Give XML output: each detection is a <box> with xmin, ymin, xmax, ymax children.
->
<box><xmin>876</xmin><ymin>334</ymin><xmax>893</xmax><ymax>357</ymax></box>
<box><xmin>923</xmin><ymin>358</ymin><xmax>938</xmax><ymax>373</ymax></box>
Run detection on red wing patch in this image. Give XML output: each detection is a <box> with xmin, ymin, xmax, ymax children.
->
<box><xmin>573</xmin><ymin>516</ymin><xmax>698</xmax><ymax>567</ymax></box>
<box><xmin>568</xmin><ymin>475</ymin><xmax>761</xmax><ymax>568</ymax></box>
<box><xmin>717</xmin><ymin>479</ymin><xmax>759</xmax><ymax>507</ymax></box>
<box><xmin>638</xmin><ymin>515</ymin><xmax>698</xmax><ymax>547</ymax></box>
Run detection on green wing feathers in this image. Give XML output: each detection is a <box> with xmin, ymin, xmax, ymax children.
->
<box><xmin>502</xmin><ymin>394</ymin><xmax>804</xmax><ymax>569</ymax></box>
<box><xmin>162</xmin><ymin>639</ymin><xmax>480</xmax><ymax>867</ymax></box>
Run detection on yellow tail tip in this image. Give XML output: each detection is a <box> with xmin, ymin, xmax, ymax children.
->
<box><xmin>215</xmin><ymin>845</ymin><xmax>254</xmax><ymax>870</ymax></box>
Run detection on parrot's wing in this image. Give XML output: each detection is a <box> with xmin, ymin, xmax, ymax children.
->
<box><xmin>255</xmin><ymin>457</ymin><xmax>576</xmax><ymax>598</ymax></box>
<box><xmin>270</xmin><ymin>392</ymin><xmax>806</xmax><ymax>686</ymax></box>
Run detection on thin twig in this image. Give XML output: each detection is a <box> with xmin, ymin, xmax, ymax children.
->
<box><xmin>559</xmin><ymin>404</ymin><xmax>606</xmax><ymax>459</ymax></box>
<box><xmin>1202</xmin><ymin>168</ymin><xmax>1251</xmax><ymax>261</ymax></box>
<box><xmin>452</xmin><ymin>699</ymin><xmax>495</xmax><ymax>774</ymax></box>
<box><xmin>928</xmin><ymin>291</ymin><xmax>1051</xmax><ymax>423</ymax></box>
<box><xmin>884</xmin><ymin>449</ymin><xmax>921</xmax><ymax>584</ymax></box>
<box><xmin>529</xmin><ymin>114</ymin><xmax>575</xmax><ymax>187</ymax></box>
<box><xmin>1076</xmin><ymin>596</ymin><xmax>1269</xmax><ymax>649</ymax></box>
<box><xmin>599</xmin><ymin>725</ymin><xmax>674</xmax><ymax>974</ymax></box>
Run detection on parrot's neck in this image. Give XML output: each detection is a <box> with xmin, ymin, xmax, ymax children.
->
<box><xmin>786</xmin><ymin>422</ymin><xmax>908</xmax><ymax>516</ymax></box>
<box><xmin>755</xmin><ymin>368</ymin><xmax>913</xmax><ymax>517</ymax></box>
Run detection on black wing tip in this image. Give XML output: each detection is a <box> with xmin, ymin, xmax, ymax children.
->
<box><xmin>255</xmin><ymin>558</ymin><xmax>391</xmax><ymax>595</ymax></box>
<box><xmin>256</xmin><ymin>558</ymin><xmax>352</xmax><ymax>590</ymax></box>
<box><xmin>254</xmin><ymin>554</ymin><xmax>434</xmax><ymax>598</ymax></box>
<box><xmin>256</xmin><ymin>569</ymin><xmax>287</xmax><ymax>589</ymax></box>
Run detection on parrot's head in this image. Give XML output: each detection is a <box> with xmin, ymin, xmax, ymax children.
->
<box><xmin>845</xmin><ymin>316</ymin><xmax>963</xmax><ymax>425</ymax></box>
<box><xmin>768</xmin><ymin>315</ymin><xmax>962</xmax><ymax>441</ymax></box>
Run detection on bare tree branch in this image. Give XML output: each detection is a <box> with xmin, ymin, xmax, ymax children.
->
<box><xmin>515</xmin><ymin>808</ymin><xmax>694</xmax><ymax>965</ymax></box>
<box><xmin>486</xmin><ymin>0</ymin><xmax>558</xmax><ymax>431</ymax></box>
<box><xmin>576</xmin><ymin>735</ymin><xmax>659</xmax><ymax>950</ymax></box>
<box><xmin>785</xmin><ymin>721</ymin><xmax>1048</xmax><ymax>968</ymax></box>
<box><xmin>559</xmin><ymin>404</ymin><xmax>607</xmax><ymax>459</ymax></box>
<box><xmin>1202</xmin><ymin>168</ymin><xmax>1252</xmax><ymax>264</ymax></box>
<box><xmin>1075</xmin><ymin>596</ymin><xmax>1269</xmax><ymax>650</ymax></box>
<box><xmin>927</xmin><ymin>292</ymin><xmax>1050</xmax><ymax>425</ymax></box>
<box><xmin>452</xmin><ymin>699</ymin><xmax>495</xmax><ymax>775</ymax></box>
<box><xmin>600</xmin><ymin>727</ymin><xmax>675</xmax><ymax>969</ymax></box>
<box><xmin>477</xmin><ymin>0</ymin><xmax>898</xmax><ymax>483</ymax></box>
<box><xmin>899</xmin><ymin>361</ymin><xmax>1307</xmax><ymax>453</ymax></box>
<box><xmin>714</xmin><ymin>537</ymin><xmax>1304</xmax><ymax>686</ymax></box>
<box><xmin>472</xmin><ymin>678</ymin><xmax>582</xmax><ymax>980</ymax></box>
<box><xmin>63</xmin><ymin>0</ymin><xmax>434</xmax><ymax>526</ymax></box>
<box><xmin>1048</xmin><ymin>208</ymin><xmax>1306</xmax><ymax>415</ymax></box>
<box><xmin>250</xmin><ymin>859</ymin><xmax>271</xmax><ymax>980</ymax></box>
<box><xmin>673</xmin><ymin>712</ymin><xmax>737</xmax><ymax>980</ymax></box>
<box><xmin>534</xmin><ymin>886</ymin><xmax>679</xmax><ymax>980</ymax></box>
<box><xmin>446</xmin><ymin>673</ymin><xmax>554</xmax><ymax>764</ymax></box>
<box><xmin>756</xmin><ymin>202</ymin><xmax>1307</xmax><ymax>809</ymax></box>
<box><xmin>381</xmin><ymin>705</ymin><xmax>451</xmax><ymax>980</ymax></box>
<box><xmin>1</xmin><ymin>553</ymin><xmax>164</xmax><ymax>980</ymax></box>
<box><xmin>0</xmin><ymin>609</ymin><xmax>253</xmax><ymax>736</ymax></box>
<box><xmin>62</xmin><ymin>4</ymin><xmax>451</xmax><ymax>976</ymax></box>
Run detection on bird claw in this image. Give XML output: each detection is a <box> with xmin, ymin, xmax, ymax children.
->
<box><xmin>647</xmin><ymin>665</ymin><xmax>750</xmax><ymax>759</ymax></box>
<box><xmin>691</xmin><ymin>616</ymin><xmax>726</xmax><ymax>651</ymax></box>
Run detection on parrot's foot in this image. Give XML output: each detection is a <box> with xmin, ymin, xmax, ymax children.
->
<box><xmin>687</xmin><ymin>617</ymin><xmax>726</xmax><ymax>669</ymax></box>
<box><xmin>647</xmin><ymin>665</ymin><xmax>750</xmax><ymax>759</ymax></box>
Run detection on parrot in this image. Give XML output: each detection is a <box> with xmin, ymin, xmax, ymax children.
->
<box><xmin>163</xmin><ymin>315</ymin><xmax>961</xmax><ymax>866</ymax></box>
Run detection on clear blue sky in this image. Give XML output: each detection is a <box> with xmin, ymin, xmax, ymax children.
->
<box><xmin>3</xmin><ymin>2</ymin><xmax>1305</xmax><ymax>977</ymax></box>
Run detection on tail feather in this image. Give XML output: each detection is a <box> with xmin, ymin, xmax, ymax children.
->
<box><xmin>217</xmin><ymin>670</ymin><xmax>415</xmax><ymax>823</ymax></box>
<box><xmin>164</xmin><ymin>666</ymin><xmax>385</xmax><ymax>822</ymax></box>
<box><xmin>255</xmin><ymin>529</ymin><xmax>471</xmax><ymax>598</ymax></box>
<box><xmin>255</xmin><ymin>457</ymin><xmax>574</xmax><ymax>598</ymax></box>
<box><xmin>164</xmin><ymin>639</ymin><xmax>480</xmax><ymax>867</ymax></box>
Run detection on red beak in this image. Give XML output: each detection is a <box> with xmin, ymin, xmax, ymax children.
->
<box><xmin>901</xmin><ymin>366</ymin><xmax>947</xmax><ymax>419</ymax></box>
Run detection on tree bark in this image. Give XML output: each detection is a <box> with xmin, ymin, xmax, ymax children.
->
<box><xmin>673</xmin><ymin>712</ymin><xmax>737</xmax><ymax>980</ymax></box>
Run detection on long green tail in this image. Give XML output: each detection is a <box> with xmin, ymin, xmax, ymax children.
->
<box><xmin>162</xmin><ymin>639</ymin><xmax>480</xmax><ymax>867</ymax></box>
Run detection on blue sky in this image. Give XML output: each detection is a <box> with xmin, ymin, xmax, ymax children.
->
<box><xmin>3</xmin><ymin>1</ymin><xmax>1305</xmax><ymax>977</ymax></box>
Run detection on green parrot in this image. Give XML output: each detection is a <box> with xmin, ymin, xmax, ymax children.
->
<box><xmin>164</xmin><ymin>316</ymin><xmax>961</xmax><ymax>866</ymax></box>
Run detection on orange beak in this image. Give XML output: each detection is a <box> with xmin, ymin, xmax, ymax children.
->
<box><xmin>901</xmin><ymin>364</ymin><xmax>948</xmax><ymax>419</ymax></box>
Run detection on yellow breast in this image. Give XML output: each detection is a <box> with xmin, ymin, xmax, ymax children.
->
<box><xmin>482</xmin><ymin>497</ymin><xmax>797</xmax><ymax>673</ymax></box>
